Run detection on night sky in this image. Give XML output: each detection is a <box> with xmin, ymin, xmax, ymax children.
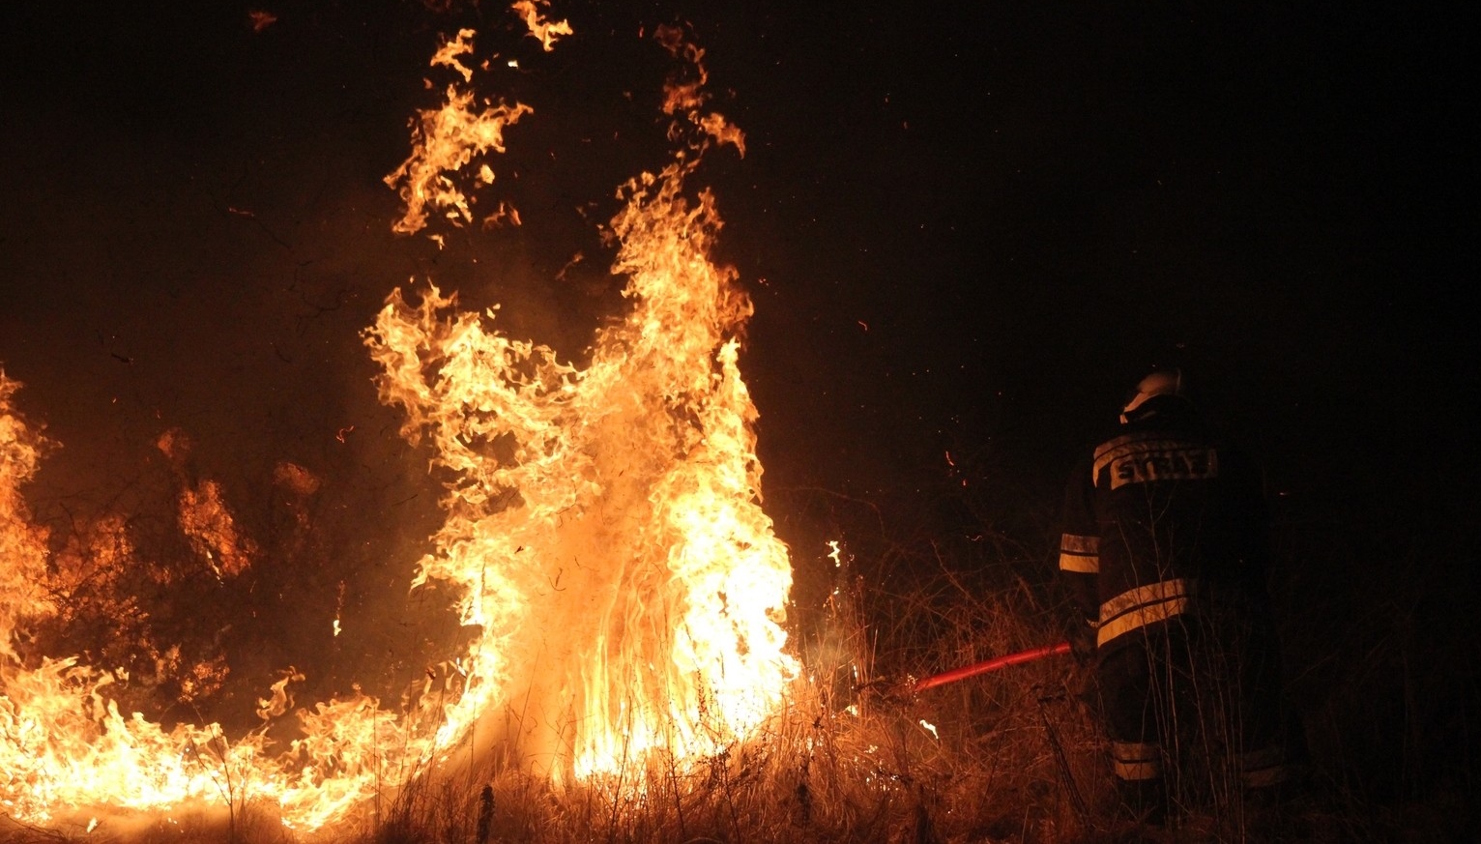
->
<box><xmin>0</xmin><ymin>0</ymin><xmax>1472</xmax><ymax>768</ymax></box>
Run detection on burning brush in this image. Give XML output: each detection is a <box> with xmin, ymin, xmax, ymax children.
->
<box><xmin>1</xmin><ymin>7</ymin><xmax>802</xmax><ymax>834</ymax></box>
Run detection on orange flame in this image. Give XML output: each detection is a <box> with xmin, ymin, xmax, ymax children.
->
<box><xmin>364</xmin><ymin>154</ymin><xmax>798</xmax><ymax>773</ymax></box>
<box><xmin>157</xmin><ymin>428</ymin><xmax>256</xmax><ymax>579</ymax></box>
<box><xmin>512</xmin><ymin>0</ymin><xmax>573</xmax><ymax>52</ymax></box>
<box><xmin>0</xmin><ymin>372</ymin><xmax>55</xmax><ymax>660</ymax></box>
<box><xmin>0</xmin><ymin>19</ymin><xmax>792</xmax><ymax>833</ymax></box>
<box><xmin>364</xmin><ymin>20</ymin><xmax>793</xmax><ymax>780</ymax></box>
<box><xmin>385</xmin><ymin>28</ymin><xmax>533</xmax><ymax>235</ymax></box>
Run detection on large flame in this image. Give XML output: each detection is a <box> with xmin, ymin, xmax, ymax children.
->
<box><xmin>0</xmin><ymin>12</ymin><xmax>793</xmax><ymax>833</ymax></box>
<box><xmin>365</xmin><ymin>16</ymin><xmax>795</xmax><ymax>780</ymax></box>
<box><xmin>364</xmin><ymin>160</ymin><xmax>796</xmax><ymax>779</ymax></box>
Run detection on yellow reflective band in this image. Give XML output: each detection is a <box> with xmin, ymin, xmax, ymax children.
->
<box><xmin>1059</xmin><ymin>552</ymin><xmax>1100</xmax><ymax>573</ymax></box>
<box><xmin>1059</xmin><ymin>533</ymin><xmax>1100</xmax><ymax>572</ymax></box>
<box><xmin>1098</xmin><ymin>579</ymin><xmax>1193</xmax><ymax>647</ymax></box>
<box><xmin>1060</xmin><ymin>533</ymin><xmax>1099</xmax><ymax>554</ymax></box>
<box><xmin>1092</xmin><ymin>433</ymin><xmax>1218</xmax><ymax>490</ymax></box>
<box><xmin>1099</xmin><ymin>599</ymin><xmax>1189</xmax><ymax>645</ymax></box>
<box><xmin>1093</xmin><ymin>432</ymin><xmax>1142</xmax><ymax>464</ymax></box>
<box><xmin>1111</xmin><ymin>741</ymin><xmax>1162</xmax><ymax>781</ymax></box>
<box><xmin>1100</xmin><ymin>579</ymin><xmax>1191</xmax><ymax>621</ymax></box>
<box><xmin>1111</xmin><ymin>740</ymin><xmax>1160</xmax><ymax>761</ymax></box>
<box><xmin>1112</xmin><ymin>759</ymin><xmax>1163</xmax><ymax>782</ymax></box>
<box><xmin>1059</xmin><ymin>553</ymin><xmax>1100</xmax><ymax>573</ymax></box>
<box><xmin>1094</xmin><ymin>433</ymin><xmax>1196</xmax><ymax>474</ymax></box>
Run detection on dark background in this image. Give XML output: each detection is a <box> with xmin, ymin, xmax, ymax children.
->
<box><xmin>1</xmin><ymin>0</ymin><xmax>1472</xmax><ymax>806</ymax></box>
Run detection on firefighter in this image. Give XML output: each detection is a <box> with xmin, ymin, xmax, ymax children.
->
<box><xmin>1058</xmin><ymin>368</ymin><xmax>1293</xmax><ymax>823</ymax></box>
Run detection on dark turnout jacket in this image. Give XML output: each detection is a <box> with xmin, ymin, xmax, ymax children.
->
<box><xmin>1059</xmin><ymin>396</ymin><xmax>1272</xmax><ymax>653</ymax></box>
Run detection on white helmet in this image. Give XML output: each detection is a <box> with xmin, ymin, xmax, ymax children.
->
<box><xmin>1120</xmin><ymin>368</ymin><xmax>1184</xmax><ymax>424</ymax></box>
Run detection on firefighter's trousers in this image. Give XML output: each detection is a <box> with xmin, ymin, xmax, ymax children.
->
<box><xmin>1095</xmin><ymin>610</ymin><xmax>1292</xmax><ymax>813</ymax></box>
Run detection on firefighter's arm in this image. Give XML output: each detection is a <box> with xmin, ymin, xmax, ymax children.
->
<box><xmin>1057</xmin><ymin>460</ymin><xmax>1100</xmax><ymax>663</ymax></box>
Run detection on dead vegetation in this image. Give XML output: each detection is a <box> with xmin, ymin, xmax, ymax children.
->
<box><xmin>4</xmin><ymin>426</ymin><xmax>1475</xmax><ymax>844</ymax></box>
<box><xmin>3</xmin><ymin>583</ymin><xmax>1470</xmax><ymax>844</ymax></box>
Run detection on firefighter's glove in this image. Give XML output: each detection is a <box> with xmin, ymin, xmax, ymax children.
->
<box><xmin>1069</xmin><ymin>617</ymin><xmax>1097</xmax><ymax>666</ymax></box>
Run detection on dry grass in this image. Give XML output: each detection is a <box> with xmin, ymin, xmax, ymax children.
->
<box><xmin>311</xmin><ymin>516</ymin><xmax>1474</xmax><ymax>844</ymax></box>
<box><xmin>6</xmin><ymin>463</ymin><xmax>1475</xmax><ymax>844</ymax></box>
<box><xmin>3</xmin><ymin>563</ymin><xmax>1468</xmax><ymax>844</ymax></box>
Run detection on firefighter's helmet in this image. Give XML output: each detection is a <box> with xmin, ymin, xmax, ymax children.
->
<box><xmin>1120</xmin><ymin>368</ymin><xmax>1185</xmax><ymax>424</ymax></box>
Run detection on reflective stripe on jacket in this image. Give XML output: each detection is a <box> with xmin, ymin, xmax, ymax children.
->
<box><xmin>1097</xmin><ymin>578</ymin><xmax>1194</xmax><ymax>648</ymax></box>
<box><xmin>1058</xmin><ymin>532</ymin><xmax>1100</xmax><ymax>573</ymax></box>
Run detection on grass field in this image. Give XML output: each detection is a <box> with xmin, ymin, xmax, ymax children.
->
<box><xmin>5</xmin><ymin>510</ymin><xmax>1472</xmax><ymax>844</ymax></box>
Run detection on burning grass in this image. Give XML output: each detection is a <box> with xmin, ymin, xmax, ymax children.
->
<box><xmin>0</xmin><ymin>579</ymin><xmax>1089</xmax><ymax>843</ymax></box>
<box><xmin>3</xmin><ymin>9</ymin><xmax>1473</xmax><ymax>841</ymax></box>
<box><xmin>338</xmin><ymin>550</ymin><xmax>1098</xmax><ymax>844</ymax></box>
<box><xmin>0</xmin><ymin>371</ymin><xmax>1466</xmax><ymax>842</ymax></box>
<box><xmin>0</xmin><ymin>554</ymin><xmax>1375</xmax><ymax>844</ymax></box>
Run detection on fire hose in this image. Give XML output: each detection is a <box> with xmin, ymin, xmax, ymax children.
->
<box><xmin>912</xmin><ymin>641</ymin><xmax>1071</xmax><ymax>693</ymax></box>
<box><xmin>907</xmin><ymin>641</ymin><xmax>1085</xmax><ymax>821</ymax></box>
